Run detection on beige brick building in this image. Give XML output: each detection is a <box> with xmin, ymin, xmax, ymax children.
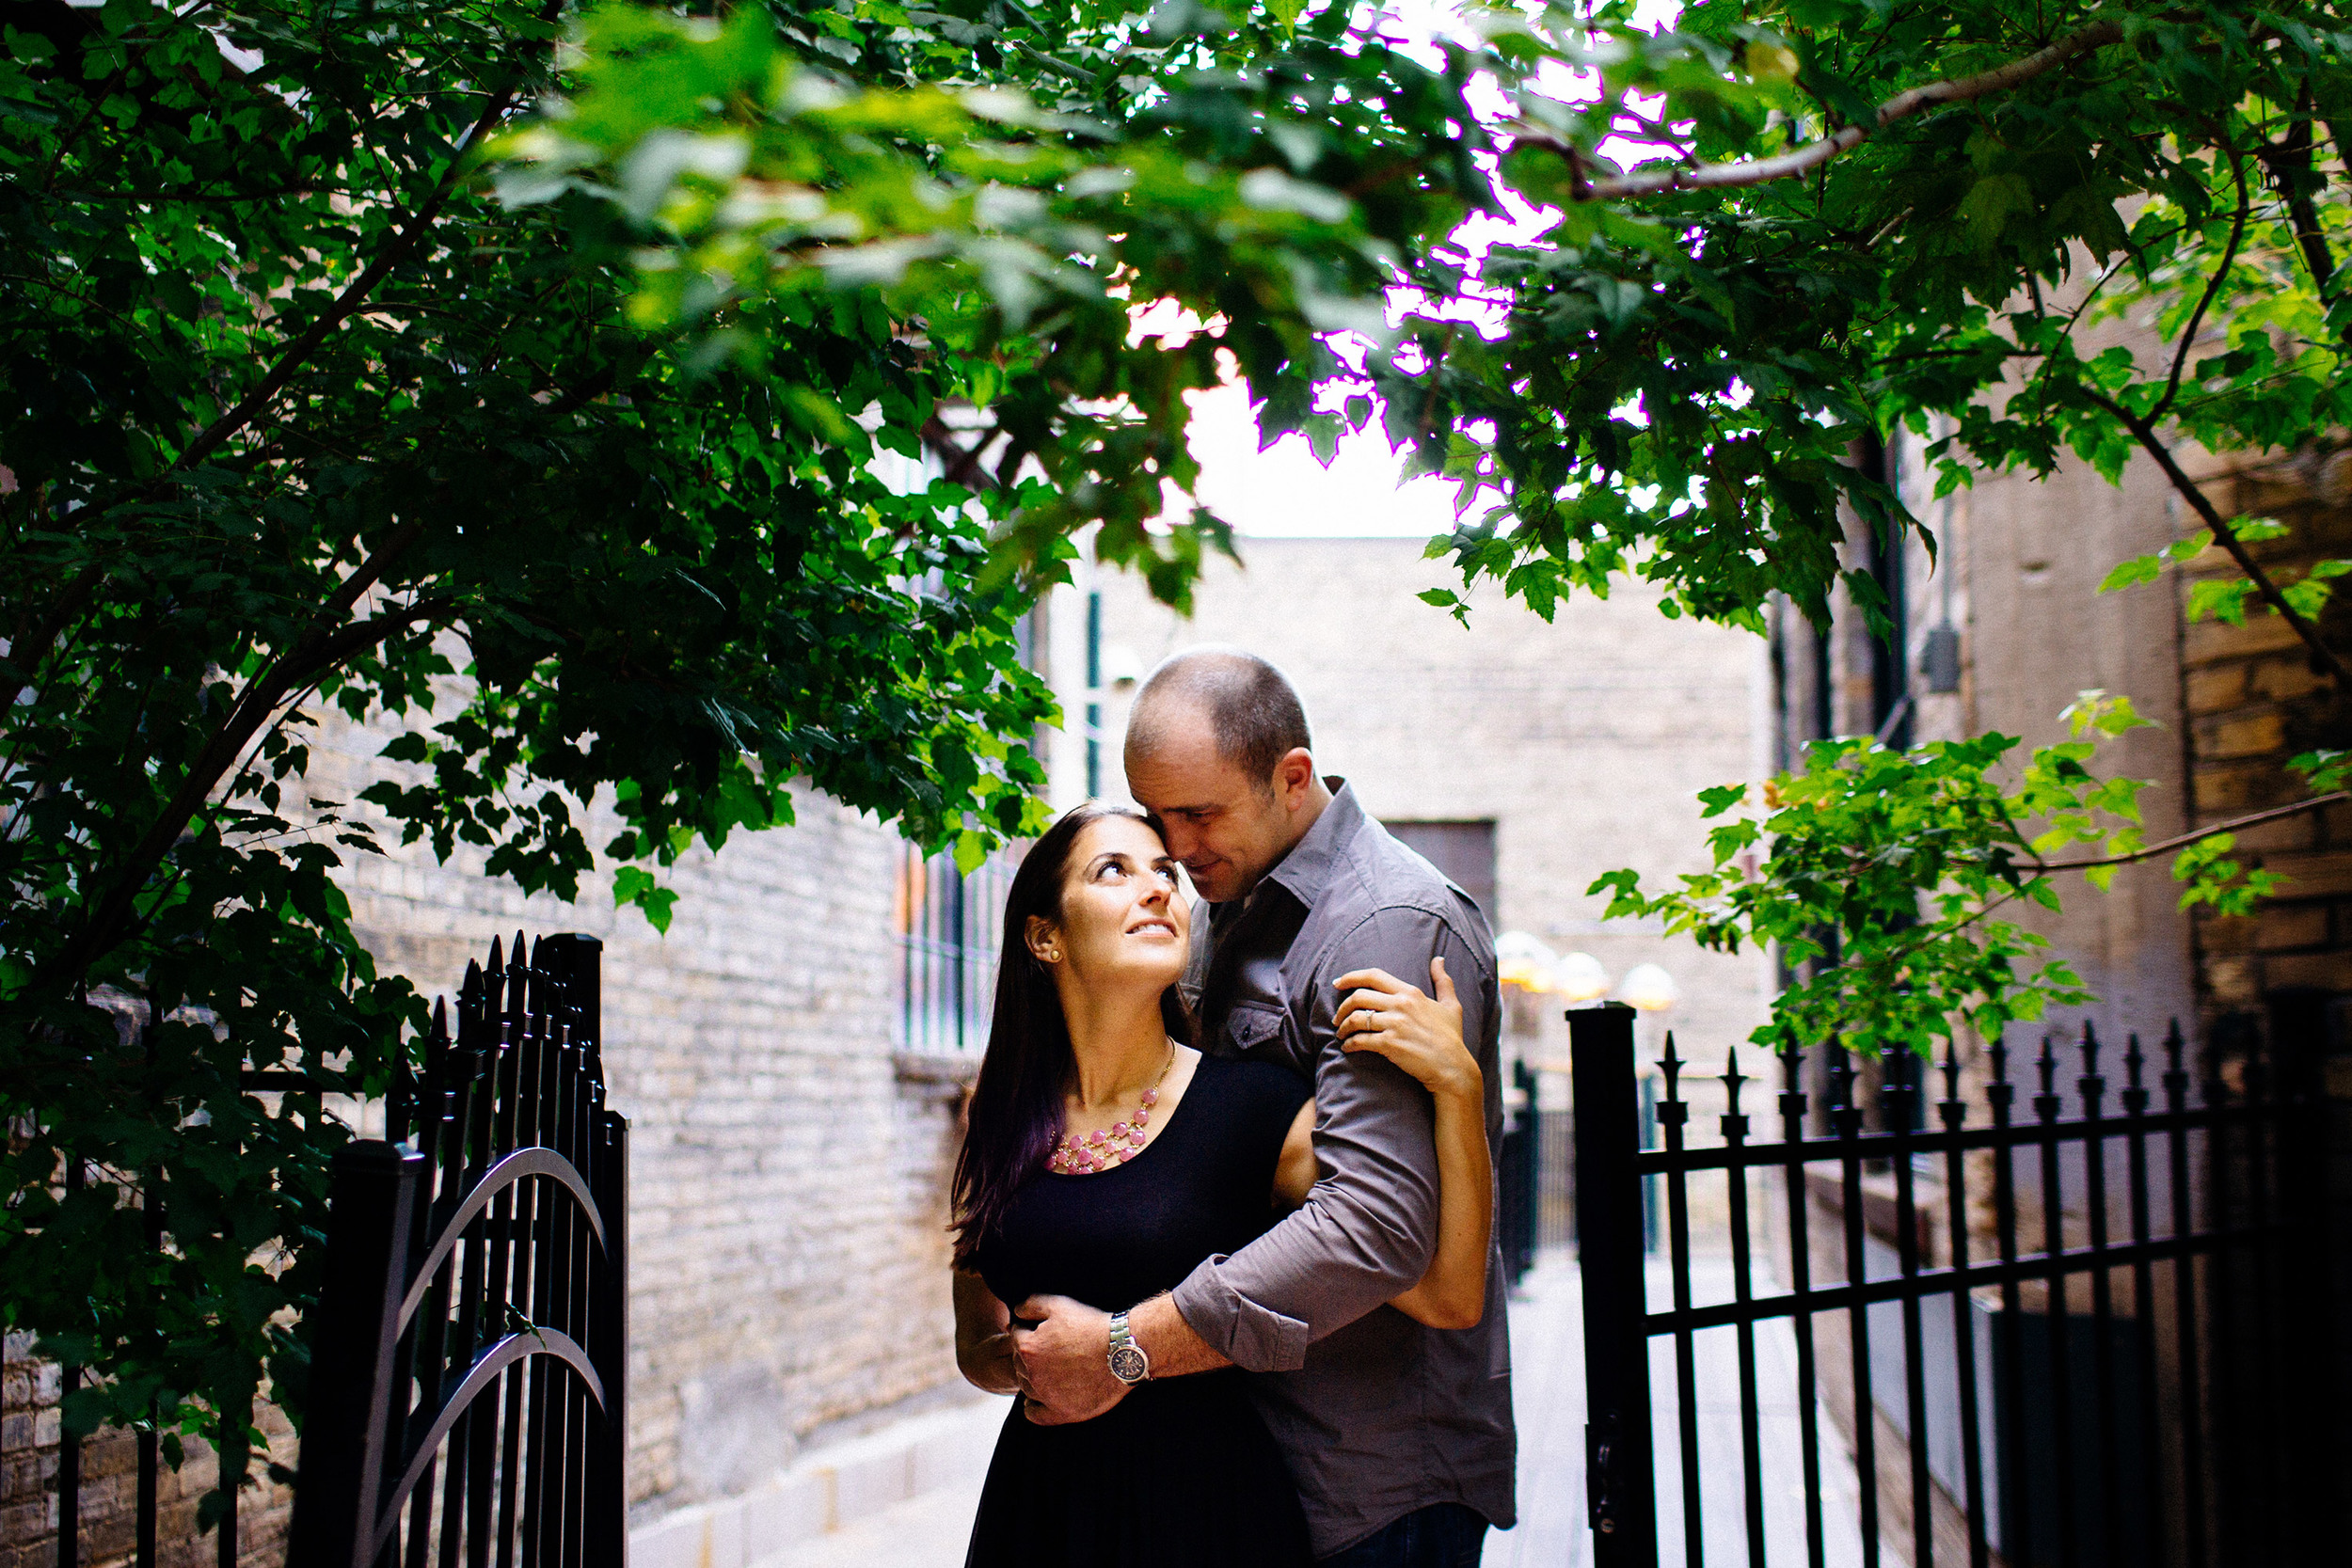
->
<box><xmin>1042</xmin><ymin>535</ymin><xmax>1775</xmax><ymax>1069</ymax></box>
<box><xmin>1767</xmin><ymin>407</ymin><xmax>2352</xmax><ymax>1562</ymax></box>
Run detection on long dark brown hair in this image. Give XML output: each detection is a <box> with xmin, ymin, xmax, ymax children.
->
<box><xmin>951</xmin><ymin>802</ymin><xmax>1195</xmax><ymax>1263</ymax></box>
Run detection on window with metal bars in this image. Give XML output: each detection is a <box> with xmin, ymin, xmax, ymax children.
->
<box><xmin>893</xmin><ymin>844</ymin><xmax>1016</xmax><ymax>1054</ymax></box>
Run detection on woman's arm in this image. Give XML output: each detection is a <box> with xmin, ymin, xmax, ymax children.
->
<box><xmin>1331</xmin><ymin>958</ymin><xmax>1492</xmax><ymax>1330</ymax></box>
<box><xmin>953</xmin><ymin>1269</ymin><xmax>1021</xmax><ymax>1394</ymax></box>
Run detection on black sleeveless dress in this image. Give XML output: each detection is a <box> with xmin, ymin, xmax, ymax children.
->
<box><xmin>964</xmin><ymin>1055</ymin><xmax>1314</xmax><ymax>1567</ymax></box>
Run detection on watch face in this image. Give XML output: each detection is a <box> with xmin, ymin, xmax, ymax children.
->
<box><xmin>1108</xmin><ymin>1344</ymin><xmax>1149</xmax><ymax>1384</ymax></box>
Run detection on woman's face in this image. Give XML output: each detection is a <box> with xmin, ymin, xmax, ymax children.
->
<box><xmin>1030</xmin><ymin>814</ymin><xmax>1191</xmax><ymax>993</ymax></box>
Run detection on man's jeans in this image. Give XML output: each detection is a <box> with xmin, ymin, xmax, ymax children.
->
<box><xmin>1315</xmin><ymin>1503</ymin><xmax>1488</xmax><ymax>1568</ymax></box>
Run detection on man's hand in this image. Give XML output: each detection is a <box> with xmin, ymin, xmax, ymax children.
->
<box><xmin>1010</xmin><ymin>1295</ymin><xmax>1129</xmax><ymax>1426</ymax></box>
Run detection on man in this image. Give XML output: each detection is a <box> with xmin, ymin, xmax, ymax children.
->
<box><xmin>1013</xmin><ymin>647</ymin><xmax>1516</xmax><ymax>1565</ymax></box>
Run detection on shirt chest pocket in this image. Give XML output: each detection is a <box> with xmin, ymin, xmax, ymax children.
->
<box><xmin>1222</xmin><ymin>999</ymin><xmax>1289</xmax><ymax>1059</ymax></box>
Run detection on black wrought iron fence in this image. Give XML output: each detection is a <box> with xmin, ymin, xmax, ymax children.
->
<box><xmin>30</xmin><ymin>1018</ymin><xmax>326</xmax><ymax>1568</ymax></box>
<box><xmin>1571</xmin><ymin>999</ymin><xmax>2324</xmax><ymax>1568</ymax></box>
<box><xmin>290</xmin><ymin>931</ymin><xmax>627</xmax><ymax>1568</ymax></box>
<box><xmin>1497</xmin><ymin>1060</ymin><xmax>1539</xmax><ymax>1286</ymax></box>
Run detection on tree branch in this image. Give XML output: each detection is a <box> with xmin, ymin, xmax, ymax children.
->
<box><xmin>2151</xmin><ymin>141</ymin><xmax>2249</xmax><ymax>426</ymax></box>
<box><xmin>165</xmin><ymin>0</ymin><xmax>564</xmax><ymax>475</ymax></box>
<box><xmin>2258</xmin><ymin>83</ymin><xmax>2339</xmax><ymax>313</ymax></box>
<box><xmin>1569</xmin><ymin>18</ymin><xmax>2126</xmax><ymax>201</ymax></box>
<box><xmin>2034</xmin><ymin>790</ymin><xmax>2351</xmax><ymax>873</ymax></box>
<box><xmin>2073</xmin><ymin>382</ymin><xmax>2348</xmax><ymax>684</ymax></box>
<box><xmin>38</xmin><ymin>592</ymin><xmax>456</xmax><ymax>993</ymax></box>
<box><xmin>922</xmin><ymin>416</ymin><xmax>1006</xmax><ymax>490</ymax></box>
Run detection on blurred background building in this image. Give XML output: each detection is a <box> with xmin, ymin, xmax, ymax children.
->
<box><xmin>1037</xmin><ymin>532</ymin><xmax>1773</xmax><ymax>1074</ymax></box>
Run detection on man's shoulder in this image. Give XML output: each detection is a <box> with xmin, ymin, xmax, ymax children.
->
<box><xmin>1311</xmin><ymin>830</ymin><xmax>1495</xmax><ymax>965</ymax></box>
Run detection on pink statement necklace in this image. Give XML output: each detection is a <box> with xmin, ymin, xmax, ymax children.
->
<box><xmin>1047</xmin><ymin>1041</ymin><xmax>1176</xmax><ymax>1175</ymax></box>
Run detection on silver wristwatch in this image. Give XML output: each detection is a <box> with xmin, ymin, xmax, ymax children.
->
<box><xmin>1106</xmin><ymin>1310</ymin><xmax>1152</xmax><ymax>1385</ymax></box>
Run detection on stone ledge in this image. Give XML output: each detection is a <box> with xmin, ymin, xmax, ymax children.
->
<box><xmin>892</xmin><ymin>1051</ymin><xmax>981</xmax><ymax>1086</ymax></box>
<box><xmin>631</xmin><ymin>1395</ymin><xmax>1004</xmax><ymax>1568</ymax></box>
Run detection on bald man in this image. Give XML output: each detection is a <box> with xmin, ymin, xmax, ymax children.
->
<box><xmin>1011</xmin><ymin>648</ymin><xmax>1516</xmax><ymax>1566</ymax></box>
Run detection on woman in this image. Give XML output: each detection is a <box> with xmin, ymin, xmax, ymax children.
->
<box><xmin>949</xmin><ymin>801</ymin><xmax>1494</xmax><ymax>1566</ymax></box>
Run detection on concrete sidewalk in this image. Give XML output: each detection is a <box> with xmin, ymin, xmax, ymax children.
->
<box><xmin>684</xmin><ymin>1258</ymin><xmax>1888</xmax><ymax>1568</ymax></box>
<box><xmin>633</xmin><ymin>1397</ymin><xmax>1008</xmax><ymax>1568</ymax></box>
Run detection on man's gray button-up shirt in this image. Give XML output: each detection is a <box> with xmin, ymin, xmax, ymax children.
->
<box><xmin>1169</xmin><ymin>781</ymin><xmax>1517</xmax><ymax>1556</ymax></box>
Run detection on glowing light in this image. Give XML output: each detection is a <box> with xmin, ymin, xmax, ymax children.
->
<box><xmin>1555</xmin><ymin>952</ymin><xmax>1612</xmax><ymax>1003</ymax></box>
<box><xmin>1619</xmin><ymin>962</ymin><xmax>1678</xmax><ymax>1012</ymax></box>
<box><xmin>1495</xmin><ymin>931</ymin><xmax>1560</xmax><ymax>994</ymax></box>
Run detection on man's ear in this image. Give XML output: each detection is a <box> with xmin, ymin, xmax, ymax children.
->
<box><xmin>1025</xmin><ymin>912</ymin><xmax>1061</xmax><ymax>963</ymax></box>
<box><xmin>1273</xmin><ymin>747</ymin><xmax>1316</xmax><ymax>810</ymax></box>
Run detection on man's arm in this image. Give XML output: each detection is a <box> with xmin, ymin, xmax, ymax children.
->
<box><xmin>1173</xmin><ymin>907</ymin><xmax>1492</xmax><ymax>1370</ymax></box>
<box><xmin>1008</xmin><ymin>1290</ymin><xmax>1224</xmax><ymax>1427</ymax></box>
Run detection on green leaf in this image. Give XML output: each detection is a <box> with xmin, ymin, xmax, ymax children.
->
<box><xmin>1956</xmin><ymin>173</ymin><xmax>2034</xmax><ymax>246</ymax></box>
<box><xmin>2186</xmin><ymin>578</ymin><xmax>2257</xmax><ymax>625</ymax></box>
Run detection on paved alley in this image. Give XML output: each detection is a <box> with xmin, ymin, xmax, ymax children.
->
<box><xmin>752</xmin><ymin>1256</ymin><xmax>1891</xmax><ymax>1568</ymax></box>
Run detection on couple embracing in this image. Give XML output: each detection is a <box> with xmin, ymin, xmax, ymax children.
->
<box><xmin>950</xmin><ymin>650</ymin><xmax>1517</xmax><ymax>1568</ymax></box>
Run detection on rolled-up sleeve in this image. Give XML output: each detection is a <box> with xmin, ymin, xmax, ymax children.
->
<box><xmin>1171</xmin><ymin>905</ymin><xmax>1490</xmax><ymax>1371</ymax></box>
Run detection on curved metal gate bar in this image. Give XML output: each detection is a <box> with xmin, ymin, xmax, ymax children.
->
<box><xmin>292</xmin><ymin>932</ymin><xmax>628</xmax><ymax>1568</ymax></box>
<box><xmin>397</xmin><ymin>1148</ymin><xmax>611</xmax><ymax>1333</ymax></box>
<box><xmin>365</xmin><ymin>1331</ymin><xmax>609</xmax><ymax>1568</ymax></box>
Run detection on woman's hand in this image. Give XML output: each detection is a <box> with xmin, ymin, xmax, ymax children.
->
<box><xmin>1334</xmin><ymin>958</ymin><xmax>1480</xmax><ymax>1103</ymax></box>
<box><xmin>952</xmin><ymin>1270</ymin><xmax>1021</xmax><ymax>1396</ymax></box>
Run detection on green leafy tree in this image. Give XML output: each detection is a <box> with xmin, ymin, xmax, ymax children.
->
<box><xmin>1423</xmin><ymin>0</ymin><xmax>2352</xmax><ymax>1053</ymax></box>
<box><xmin>0</xmin><ymin>0</ymin><xmax>1510</xmax><ymax>1502</ymax></box>
<box><xmin>0</xmin><ymin>0</ymin><xmax>1076</xmax><ymax>1491</ymax></box>
<box><xmin>566</xmin><ymin>0</ymin><xmax>2352</xmax><ymax>1059</ymax></box>
<box><xmin>16</xmin><ymin>0</ymin><xmax>2352</xmax><ymax>1513</ymax></box>
<box><xmin>1594</xmin><ymin>697</ymin><xmax>2348</xmax><ymax>1058</ymax></box>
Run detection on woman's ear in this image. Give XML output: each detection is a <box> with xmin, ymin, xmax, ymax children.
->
<box><xmin>1025</xmin><ymin>912</ymin><xmax>1062</xmax><ymax>965</ymax></box>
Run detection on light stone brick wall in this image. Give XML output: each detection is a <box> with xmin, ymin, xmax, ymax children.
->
<box><xmin>1058</xmin><ymin>535</ymin><xmax>1774</xmax><ymax>1075</ymax></box>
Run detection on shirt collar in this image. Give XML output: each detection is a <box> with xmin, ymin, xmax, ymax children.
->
<box><xmin>1256</xmin><ymin>776</ymin><xmax>1359</xmax><ymax>911</ymax></box>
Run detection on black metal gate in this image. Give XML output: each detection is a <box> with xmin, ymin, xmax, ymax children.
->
<box><xmin>1570</xmin><ymin>999</ymin><xmax>2324</xmax><ymax>1568</ymax></box>
<box><xmin>290</xmin><ymin>931</ymin><xmax>628</xmax><ymax>1568</ymax></box>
